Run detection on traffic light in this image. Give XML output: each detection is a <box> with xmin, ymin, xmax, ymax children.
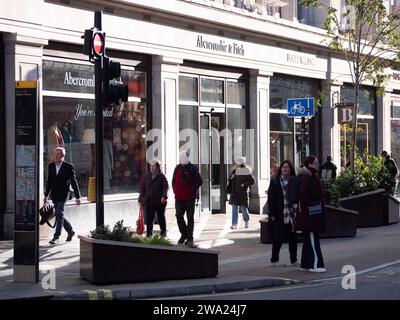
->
<box><xmin>83</xmin><ymin>29</ymin><xmax>93</xmax><ymax>58</ymax></box>
<box><xmin>102</xmin><ymin>56</ymin><xmax>129</xmax><ymax>105</ymax></box>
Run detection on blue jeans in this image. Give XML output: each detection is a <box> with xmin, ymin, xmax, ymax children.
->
<box><xmin>231</xmin><ymin>205</ymin><xmax>249</xmax><ymax>226</ymax></box>
<box><xmin>54</xmin><ymin>201</ymin><xmax>73</xmax><ymax>239</ymax></box>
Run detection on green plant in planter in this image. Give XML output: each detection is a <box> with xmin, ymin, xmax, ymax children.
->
<box><xmin>109</xmin><ymin>220</ymin><xmax>134</xmax><ymax>242</ymax></box>
<box><xmin>90</xmin><ymin>224</ymin><xmax>111</xmax><ymax>240</ymax></box>
<box><xmin>89</xmin><ymin>220</ymin><xmax>173</xmax><ymax>246</ymax></box>
<box><xmin>326</xmin><ymin>152</ymin><xmax>396</xmax><ymax>206</ymax></box>
<box><xmin>143</xmin><ymin>234</ymin><xmax>173</xmax><ymax>246</ymax></box>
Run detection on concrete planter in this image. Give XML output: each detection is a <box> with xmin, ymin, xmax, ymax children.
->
<box><xmin>320</xmin><ymin>205</ymin><xmax>358</xmax><ymax>238</ymax></box>
<box><xmin>339</xmin><ymin>189</ymin><xmax>400</xmax><ymax>227</ymax></box>
<box><xmin>260</xmin><ymin>205</ymin><xmax>358</xmax><ymax>243</ymax></box>
<box><xmin>79</xmin><ymin>236</ymin><xmax>219</xmax><ymax>285</ymax></box>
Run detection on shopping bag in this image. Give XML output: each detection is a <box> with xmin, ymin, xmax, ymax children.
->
<box><xmin>136</xmin><ymin>206</ymin><xmax>145</xmax><ymax>235</ymax></box>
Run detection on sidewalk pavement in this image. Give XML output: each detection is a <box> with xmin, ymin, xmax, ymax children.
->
<box><xmin>1</xmin><ymin>208</ymin><xmax>400</xmax><ymax>300</ymax></box>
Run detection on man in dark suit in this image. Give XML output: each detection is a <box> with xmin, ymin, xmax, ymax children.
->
<box><xmin>44</xmin><ymin>147</ymin><xmax>81</xmax><ymax>244</ymax></box>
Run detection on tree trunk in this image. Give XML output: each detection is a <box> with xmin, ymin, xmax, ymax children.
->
<box><xmin>351</xmin><ymin>84</ymin><xmax>359</xmax><ymax>171</ymax></box>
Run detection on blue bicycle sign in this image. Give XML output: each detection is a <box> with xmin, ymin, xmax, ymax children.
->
<box><xmin>287</xmin><ymin>98</ymin><xmax>314</xmax><ymax>117</ymax></box>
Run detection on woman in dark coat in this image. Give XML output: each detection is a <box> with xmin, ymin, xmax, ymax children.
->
<box><xmin>139</xmin><ymin>159</ymin><xmax>169</xmax><ymax>238</ymax></box>
<box><xmin>296</xmin><ymin>155</ymin><xmax>327</xmax><ymax>273</ymax></box>
<box><xmin>227</xmin><ymin>157</ymin><xmax>255</xmax><ymax>229</ymax></box>
<box><xmin>267</xmin><ymin>160</ymin><xmax>298</xmax><ymax>267</ymax></box>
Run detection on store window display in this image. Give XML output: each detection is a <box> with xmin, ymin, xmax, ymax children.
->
<box><xmin>340</xmin><ymin>85</ymin><xmax>376</xmax><ymax>167</ymax></box>
<box><xmin>43</xmin><ymin>60</ymin><xmax>148</xmax><ymax>197</ymax></box>
<box><xmin>269</xmin><ymin>75</ymin><xmax>319</xmax><ymax>172</ymax></box>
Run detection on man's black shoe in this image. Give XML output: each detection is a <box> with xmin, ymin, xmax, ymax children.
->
<box><xmin>184</xmin><ymin>239</ymin><xmax>198</xmax><ymax>248</ymax></box>
<box><xmin>49</xmin><ymin>237</ymin><xmax>59</xmax><ymax>245</ymax></box>
<box><xmin>66</xmin><ymin>231</ymin><xmax>75</xmax><ymax>242</ymax></box>
<box><xmin>177</xmin><ymin>235</ymin><xmax>186</xmax><ymax>244</ymax></box>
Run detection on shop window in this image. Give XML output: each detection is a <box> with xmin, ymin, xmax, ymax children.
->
<box><xmin>43</xmin><ymin>97</ymin><xmax>95</xmax><ymax>197</ymax></box>
<box><xmin>391</xmin><ymin>103</ymin><xmax>400</xmax><ymax>175</ymax></box>
<box><xmin>43</xmin><ymin>60</ymin><xmax>147</xmax><ymax>196</ymax></box>
<box><xmin>340</xmin><ymin>119</ymin><xmax>375</xmax><ymax>167</ymax></box>
<box><xmin>341</xmin><ymin>86</ymin><xmax>374</xmax><ymax>115</ymax></box>
<box><xmin>227</xmin><ymin>108</ymin><xmax>246</xmax><ymax>166</ymax></box>
<box><xmin>179</xmin><ymin>105</ymin><xmax>199</xmax><ymax>163</ymax></box>
<box><xmin>269</xmin><ymin>75</ymin><xmax>319</xmax><ymax>171</ymax></box>
<box><xmin>340</xmin><ymin>86</ymin><xmax>376</xmax><ymax>167</ymax></box>
<box><xmin>200</xmin><ymin>78</ymin><xmax>224</xmax><ymax>104</ymax></box>
<box><xmin>105</xmin><ymin>102</ymin><xmax>146</xmax><ymax>194</ymax></box>
<box><xmin>269</xmin><ymin>76</ymin><xmax>320</xmax><ymax>110</ymax></box>
<box><xmin>179</xmin><ymin>76</ymin><xmax>198</xmax><ymax>102</ymax></box>
<box><xmin>270</xmin><ymin>113</ymin><xmax>294</xmax><ymax>174</ymax></box>
<box><xmin>227</xmin><ymin>81</ymin><xmax>246</xmax><ymax>105</ymax></box>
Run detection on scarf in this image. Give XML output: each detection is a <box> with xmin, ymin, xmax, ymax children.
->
<box><xmin>280</xmin><ymin>176</ymin><xmax>296</xmax><ymax>227</ymax></box>
<box><xmin>180</xmin><ymin>164</ymin><xmax>192</xmax><ymax>183</ymax></box>
<box><xmin>152</xmin><ymin>170</ymin><xmax>160</xmax><ymax>181</ymax></box>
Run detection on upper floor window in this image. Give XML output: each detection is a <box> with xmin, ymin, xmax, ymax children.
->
<box><xmin>297</xmin><ymin>1</ymin><xmax>327</xmax><ymax>29</ymax></box>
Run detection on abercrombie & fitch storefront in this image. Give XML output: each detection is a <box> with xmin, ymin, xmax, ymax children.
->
<box><xmin>41</xmin><ymin>36</ymin><xmax>329</xmax><ymax>228</ymax></box>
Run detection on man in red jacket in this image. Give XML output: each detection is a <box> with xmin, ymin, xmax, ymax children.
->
<box><xmin>172</xmin><ymin>151</ymin><xmax>202</xmax><ymax>247</ymax></box>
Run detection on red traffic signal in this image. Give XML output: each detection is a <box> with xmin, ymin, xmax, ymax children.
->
<box><xmin>92</xmin><ymin>32</ymin><xmax>105</xmax><ymax>57</ymax></box>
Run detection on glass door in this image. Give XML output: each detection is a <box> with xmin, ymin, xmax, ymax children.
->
<box><xmin>200</xmin><ymin>112</ymin><xmax>226</xmax><ymax>214</ymax></box>
<box><xmin>200</xmin><ymin>114</ymin><xmax>211</xmax><ymax>213</ymax></box>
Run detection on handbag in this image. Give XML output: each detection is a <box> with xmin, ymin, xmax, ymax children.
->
<box><xmin>39</xmin><ymin>201</ymin><xmax>56</xmax><ymax>228</ymax></box>
<box><xmin>262</xmin><ymin>200</ymin><xmax>269</xmax><ymax>214</ymax></box>
<box><xmin>136</xmin><ymin>206</ymin><xmax>145</xmax><ymax>235</ymax></box>
<box><xmin>225</xmin><ymin>181</ymin><xmax>232</xmax><ymax>194</ymax></box>
<box><xmin>308</xmin><ymin>203</ymin><xmax>323</xmax><ymax>216</ymax></box>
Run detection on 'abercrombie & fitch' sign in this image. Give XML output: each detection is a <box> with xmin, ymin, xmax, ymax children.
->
<box><xmin>196</xmin><ymin>35</ymin><xmax>245</xmax><ymax>56</ymax></box>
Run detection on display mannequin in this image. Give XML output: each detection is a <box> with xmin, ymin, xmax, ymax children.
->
<box><xmin>48</xmin><ymin>122</ymin><xmax>64</xmax><ymax>161</ymax></box>
<box><xmin>61</xmin><ymin>120</ymin><xmax>73</xmax><ymax>163</ymax></box>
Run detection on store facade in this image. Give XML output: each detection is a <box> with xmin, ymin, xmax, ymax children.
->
<box><xmin>0</xmin><ymin>0</ymin><xmax>397</xmax><ymax>238</ymax></box>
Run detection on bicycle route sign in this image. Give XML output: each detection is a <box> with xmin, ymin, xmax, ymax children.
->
<box><xmin>287</xmin><ymin>97</ymin><xmax>315</xmax><ymax>117</ymax></box>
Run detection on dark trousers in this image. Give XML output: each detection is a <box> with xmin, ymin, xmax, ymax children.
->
<box><xmin>145</xmin><ymin>204</ymin><xmax>167</xmax><ymax>237</ymax></box>
<box><xmin>271</xmin><ymin>231</ymin><xmax>298</xmax><ymax>263</ymax></box>
<box><xmin>301</xmin><ymin>232</ymin><xmax>325</xmax><ymax>269</ymax></box>
<box><xmin>54</xmin><ymin>201</ymin><xmax>73</xmax><ymax>239</ymax></box>
<box><xmin>175</xmin><ymin>200</ymin><xmax>195</xmax><ymax>241</ymax></box>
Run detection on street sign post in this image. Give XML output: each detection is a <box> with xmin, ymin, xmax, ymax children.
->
<box><xmin>14</xmin><ymin>81</ymin><xmax>39</xmax><ymax>283</ymax></box>
<box><xmin>287</xmin><ymin>97</ymin><xmax>315</xmax><ymax>163</ymax></box>
<box><xmin>287</xmin><ymin>97</ymin><xmax>315</xmax><ymax>117</ymax></box>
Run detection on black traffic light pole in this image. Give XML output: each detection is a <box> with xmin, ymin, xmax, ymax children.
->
<box><xmin>94</xmin><ymin>11</ymin><xmax>104</xmax><ymax>227</ymax></box>
<box><xmin>84</xmin><ymin>11</ymin><xmax>128</xmax><ymax>227</ymax></box>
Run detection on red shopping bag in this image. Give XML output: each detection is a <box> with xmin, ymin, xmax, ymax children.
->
<box><xmin>136</xmin><ymin>206</ymin><xmax>145</xmax><ymax>235</ymax></box>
